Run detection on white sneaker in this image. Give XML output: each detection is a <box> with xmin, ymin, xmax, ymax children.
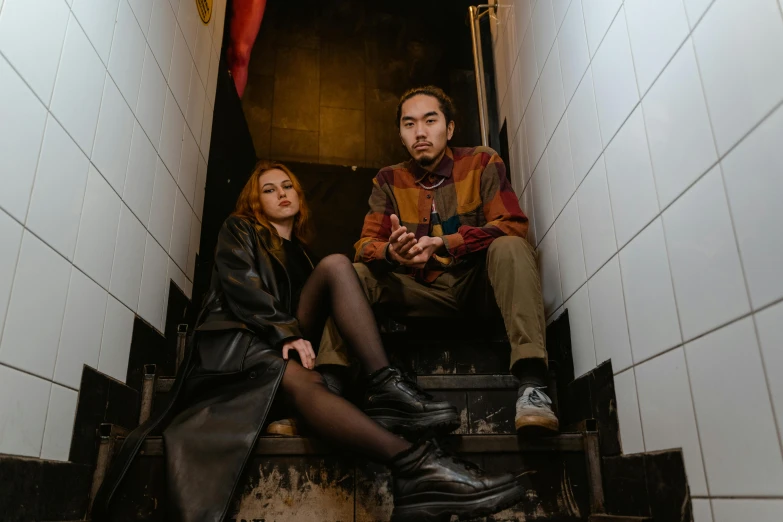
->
<box><xmin>514</xmin><ymin>387</ymin><xmax>559</xmax><ymax>433</ymax></box>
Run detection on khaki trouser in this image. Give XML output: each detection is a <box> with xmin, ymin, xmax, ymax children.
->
<box><xmin>316</xmin><ymin>236</ymin><xmax>546</xmax><ymax>372</ymax></box>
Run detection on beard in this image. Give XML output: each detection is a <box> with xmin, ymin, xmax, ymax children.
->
<box><xmin>414</xmin><ymin>153</ymin><xmax>438</xmax><ymax>168</ymax></box>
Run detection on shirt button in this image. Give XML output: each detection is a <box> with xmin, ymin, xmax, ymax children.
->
<box><xmin>249</xmin><ymin>371</ymin><xmax>258</xmax><ymax>379</ymax></box>
<box><xmin>426</xmin><ymin>194</ymin><xmax>431</xmax><ymax>199</ymax></box>
<box><xmin>423</xmin><ymin>217</ymin><xmax>428</xmax><ymax>222</ymax></box>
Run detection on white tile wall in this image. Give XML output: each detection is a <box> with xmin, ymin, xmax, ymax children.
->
<box><xmin>0</xmin><ymin>0</ymin><xmax>224</xmax><ymax>461</ymax></box>
<box><xmin>493</xmin><ymin>0</ymin><xmax>783</xmax><ymax>508</ymax></box>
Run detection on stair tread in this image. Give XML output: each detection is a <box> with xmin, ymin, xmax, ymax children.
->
<box><xmin>153</xmin><ymin>373</ymin><xmax>520</xmax><ymax>394</ymax></box>
<box><xmin>135</xmin><ymin>432</ymin><xmax>586</xmax><ymax>456</ymax></box>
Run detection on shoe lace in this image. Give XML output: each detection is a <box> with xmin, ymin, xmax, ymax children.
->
<box><xmin>430</xmin><ymin>442</ymin><xmax>485</xmax><ymax>475</ymax></box>
<box><xmin>518</xmin><ymin>387</ymin><xmax>552</xmax><ymax>408</ymax></box>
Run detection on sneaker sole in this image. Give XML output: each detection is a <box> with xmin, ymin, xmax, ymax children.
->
<box><xmin>367</xmin><ymin>408</ymin><xmax>461</xmax><ymax>437</ymax></box>
<box><xmin>390</xmin><ymin>481</ymin><xmax>526</xmax><ymax>522</ymax></box>
<box><xmin>265</xmin><ymin>424</ymin><xmax>298</xmax><ymax>437</ymax></box>
<box><xmin>515</xmin><ymin>415</ymin><xmax>559</xmax><ymax>433</ymax></box>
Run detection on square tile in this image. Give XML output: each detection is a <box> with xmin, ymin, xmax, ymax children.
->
<box><xmin>547</xmin><ymin>115</ymin><xmax>576</xmax><ymax>216</ymax></box>
<box><xmin>613</xmin><ymin>369</ymin><xmax>644</xmax><ymax>454</ymax></box>
<box><xmin>91</xmin><ymin>76</ymin><xmax>135</xmax><ymax>194</ymax></box>
<box><xmin>539</xmin><ymin>41</ymin><xmax>566</xmax><ymax>141</ymax></box>
<box><xmin>319</xmin><ymin>107</ymin><xmax>365</xmax><ymax>166</ymax></box>
<box><xmin>686</xmin><ymin>318</ymin><xmax>783</xmax><ymax>495</ymax></box>
<box><xmin>109</xmin><ymin>204</ymin><xmax>146</xmax><ymax>311</ymax></box>
<box><xmin>552</xmin><ymin>0</ymin><xmax>571</xmax><ymax>30</ymax></box>
<box><xmin>176</xmin><ymin>0</ymin><xmax>200</xmax><ymax>53</ymax></box>
<box><xmin>532</xmin><ymin>0</ymin><xmax>556</xmax><ymax>75</ymax></box>
<box><xmin>178</xmin><ymin>127</ymin><xmax>199</xmax><ymax>204</ymax></box>
<box><xmin>555</xmin><ymin>198</ymin><xmax>586</xmax><ymax>300</ymax></box>
<box><xmin>693</xmin><ymin>0</ymin><xmax>783</xmax><ymax>154</ymax></box>
<box><xmin>712</xmin><ymin>500</ymin><xmax>783</xmax><ymax>522</ymax></box>
<box><xmin>567</xmin><ymin>69</ymin><xmax>603</xmax><ymax>184</ymax></box>
<box><xmin>108</xmin><ymin>0</ymin><xmax>146</xmax><ymax>109</ymax></box>
<box><xmin>186</xmin><ymin>213</ymin><xmax>201</xmax><ymax>280</ymax></box>
<box><xmin>604</xmin><ymin>107</ymin><xmax>659</xmax><ymax>247</ymax></box>
<box><xmin>635</xmin><ymin>347</ymin><xmax>707</xmax><ymax>495</ymax></box>
<box><xmin>525</xmin><ymin>85</ymin><xmax>546</xmax><ymax>169</ymax></box>
<box><xmin>663</xmin><ymin>167</ymin><xmax>750</xmax><ymax>341</ymax></box>
<box><xmin>520</xmin><ymin>185</ymin><xmax>537</xmax><ymax>247</ymax></box>
<box><xmin>620</xmin><ymin>219</ymin><xmax>682</xmax><ymax>362</ymax></box>
<box><xmin>0</xmin><ymin>365</ymin><xmax>50</xmax><ymax>457</ymax></box>
<box><xmin>692</xmin><ymin>499</ymin><xmax>714</xmax><ymax>522</ymax></box>
<box><xmin>97</xmin><ymin>295</ymin><xmax>134</xmax><ymax>382</ymax></box>
<box><xmin>577</xmin><ymin>156</ymin><xmax>617</xmax><ymax>276</ymax></box>
<box><xmin>625</xmin><ymin>0</ymin><xmax>690</xmax><ymax>95</ymax></box>
<box><xmin>581</xmin><ymin>0</ymin><xmax>623</xmax><ymax>57</ymax></box>
<box><xmin>74</xmin><ymin>166</ymin><xmax>122</xmax><ymax>289</ymax></box>
<box><xmin>0</xmin><ymin>211</ymin><xmax>23</xmax><ymax>341</ymax></box>
<box><xmin>49</xmin><ymin>15</ymin><xmax>107</xmax><ymax>154</ymax></box>
<box><xmin>513</xmin><ymin>0</ymin><xmax>533</xmax><ymax>46</ymax></box>
<box><xmin>122</xmin><ymin>122</ymin><xmax>158</xmax><ymax>224</ymax></box>
<box><xmin>186</xmin><ymin>71</ymin><xmax>206</xmax><ymax>142</ymax></box>
<box><xmin>54</xmin><ymin>269</ymin><xmax>108</xmax><ymax>389</ymax></box>
<box><xmin>193</xmin><ymin>21</ymin><xmax>212</xmax><ymax>85</ymax></box>
<box><xmin>683</xmin><ymin>0</ymin><xmax>714</xmax><ymax>28</ymax></box>
<box><xmin>211</xmin><ymin>0</ymin><xmax>227</xmax><ymax>51</ymax></box>
<box><xmin>0</xmin><ymin>56</ymin><xmax>48</xmax><ymax>222</ymax></box>
<box><xmin>565</xmin><ymin>284</ymin><xmax>596</xmax><ymax>378</ymax></box>
<box><xmin>206</xmin><ymin>47</ymin><xmax>219</xmax><ymax>106</ymax></box>
<box><xmin>270</xmin><ymin>128</ymin><xmax>319</xmax><ymax>163</ymax></box>
<box><xmin>516</xmin><ymin>121</ymin><xmax>532</xmax><ymax>190</ymax></box>
<box><xmin>519</xmin><ymin>25</ymin><xmax>538</xmax><ymax>115</ymax></box>
<box><xmin>168</xmin><ymin>24</ymin><xmax>194</xmax><ymax>113</ymax></box>
<box><xmin>128</xmin><ymin>0</ymin><xmax>154</xmax><ymax>34</ymax></box>
<box><xmin>589</xmin><ymin>256</ymin><xmax>633</xmax><ymax>373</ymax></box>
<box><xmin>756</xmin><ymin>301</ymin><xmax>783</xmax><ymax>447</ymax></box>
<box><xmin>168</xmin><ymin>257</ymin><xmax>191</xmax><ymax>299</ymax></box>
<box><xmin>590</xmin><ymin>10</ymin><xmax>640</xmax><ymax>144</ymax></box>
<box><xmin>558</xmin><ymin>0</ymin><xmax>590</xmax><ymax>104</ymax></box>
<box><xmin>136</xmin><ymin>45</ymin><xmax>167</xmax><ymax>148</ymax></box>
<box><xmin>531</xmin><ymin>152</ymin><xmax>555</xmax><ymax>239</ymax></box>
<box><xmin>0</xmin><ymin>232</ymin><xmax>71</xmax><ymax>379</ymax></box>
<box><xmin>645</xmin><ymin>41</ymin><xmax>718</xmax><ymax>208</ymax></box>
<box><xmin>320</xmin><ymin>40</ymin><xmax>365</xmax><ymax>111</ymax></box>
<box><xmin>0</xmin><ymin>0</ymin><xmax>69</xmax><ymax>102</ymax></box>
<box><xmin>169</xmin><ymin>189</ymin><xmax>192</xmax><ymax>269</ymax></box>
<box><xmin>147</xmin><ymin>161</ymin><xmax>176</xmax><ymax>247</ymax></box>
<box><xmin>537</xmin><ymin>226</ymin><xmax>562</xmax><ymax>316</ymax></box>
<box><xmin>71</xmin><ymin>0</ymin><xmax>121</xmax><ymax>64</ymax></box>
<box><xmin>193</xmin><ymin>155</ymin><xmax>207</xmax><ymax>221</ymax></box>
<box><xmin>200</xmin><ymin>100</ymin><xmax>214</xmax><ymax>159</ymax></box>
<box><xmin>148</xmin><ymin>0</ymin><xmax>177</xmax><ymax>76</ymax></box>
<box><xmin>40</xmin><ymin>384</ymin><xmax>78</xmax><ymax>461</ymax></box>
<box><xmin>159</xmin><ymin>88</ymin><xmax>185</xmax><ymax>180</ymax></box>
<box><xmin>26</xmin><ymin>118</ymin><xmax>90</xmax><ymax>261</ymax></box>
<box><xmin>722</xmin><ymin>105</ymin><xmax>783</xmax><ymax>309</ymax></box>
<box><xmin>137</xmin><ymin>233</ymin><xmax>168</xmax><ymax>332</ymax></box>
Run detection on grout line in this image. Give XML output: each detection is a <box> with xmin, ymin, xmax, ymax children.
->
<box><xmin>692</xmin><ymin>495</ymin><xmax>783</xmax><ymax>500</ymax></box>
<box><xmin>37</xmin><ymin>381</ymin><xmax>55</xmax><ymax>458</ymax></box>
<box><xmin>0</xmin><ymin>361</ymin><xmax>78</xmax><ymax>394</ymax></box>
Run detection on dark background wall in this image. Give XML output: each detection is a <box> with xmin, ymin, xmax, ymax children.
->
<box><xmin>241</xmin><ymin>0</ymin><xmax>483</xmax><ymax>168</ymax></box>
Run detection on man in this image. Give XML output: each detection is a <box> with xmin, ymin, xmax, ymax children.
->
<box><xmin>317</xmin><ymin>86</ymin><xmax>556</xmax><ymax>434</ymax></box>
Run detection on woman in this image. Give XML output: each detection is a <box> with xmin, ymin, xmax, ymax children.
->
<box><xmin>93</xmin><ymin>162</ymin><xmax>526</xmax><ymax>522</ymax></box>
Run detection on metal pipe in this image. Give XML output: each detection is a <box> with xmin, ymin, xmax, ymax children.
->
<box><xmin>469</xmin><ymin>6</ymin><xmax>489</xmax><ymax>146</ymax></box>
<box><xmin>469</xmin><ymin>3</ymin><xmax>498</xmax><ymax>147</ymax></box>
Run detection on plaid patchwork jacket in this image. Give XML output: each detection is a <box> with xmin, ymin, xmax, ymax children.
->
<box><xmin>354</xmin><ymin>146</ymin><xmax>528</xmax><ymax>281</ymax></box>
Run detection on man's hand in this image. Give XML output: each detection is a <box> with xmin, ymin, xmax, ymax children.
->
<box><xmin>402</xmin><ymin>236</ymin><xmax>445</xmax><ymax>268</ymax></box>
<box><xmin>386</xmin><ymin>214</ymin><xmax>418</xmax><ymax>261</ymax></box>
<box><xmin>282</xmin><ymin>338</ymin><xmax>316</xmax><ymax>369</ymax></box>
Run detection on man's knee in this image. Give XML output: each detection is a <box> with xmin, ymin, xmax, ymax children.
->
<box><xmin>488</xmin><ymin>236</ymin><xmax>533</xmax><ymax>262</ymax></box>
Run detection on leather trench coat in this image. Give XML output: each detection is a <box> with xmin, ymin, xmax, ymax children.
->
<box><xmin>92</xmin><ymin>215</ymin><xmax>314</xmax><ymax>522</ymax></box>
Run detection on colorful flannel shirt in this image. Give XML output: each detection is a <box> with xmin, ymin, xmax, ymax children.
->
<box><xmin>354</xmin><ymin>146</ymin><xmax>528</xmax><ymax>281</ymax></box>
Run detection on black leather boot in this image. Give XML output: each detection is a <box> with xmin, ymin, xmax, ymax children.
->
<box><xmin>388</xmin><ymin>439</ymin><xmax>526</xmax><ymax>521</ymax></box>
<box><xmin>363</xmin><ymin>367</ymin><xmax>460</xmax><ymax>437</ymax></box>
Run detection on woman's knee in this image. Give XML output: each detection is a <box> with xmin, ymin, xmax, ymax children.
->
<box><xmin>282</xmin><ymin>361</ymin><xmax>326</xmax><ymax>396</ymax></box>
<box><xmin>317</xmin><ymin>254</ymin><xmax>353</xmax><ymax>273</ymax></box>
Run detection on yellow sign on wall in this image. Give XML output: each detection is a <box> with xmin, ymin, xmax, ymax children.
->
<box><xmin>196</xmin><ymin>0</ymin><xmax>212</xmax><ymax>24</ymax></box>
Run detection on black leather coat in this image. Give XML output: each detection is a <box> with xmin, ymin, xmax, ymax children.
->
<box><xmin>92</xmin><ymin>216</ymin><xmax>314</xmax><ymax>522</ymax></box>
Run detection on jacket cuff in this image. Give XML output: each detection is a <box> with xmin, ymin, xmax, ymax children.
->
<box><xmin>441</xmin><ymin>233</ymin><xmax>465</xmax><ymax>258</ymax></box>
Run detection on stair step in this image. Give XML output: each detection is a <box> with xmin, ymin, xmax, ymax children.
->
<box><xmin>134</xmin><ymin>433</ymin><xmax>586</xmax><ymax>457</ymax></box>
<box><xmin>589</xmin><ymin>516</ymin><xmax>653</xmax><ymax>521</ymax></box>
<box><xmin>153</xmin><ymin>373</ymin><xmax>519</xmax><ymax>395</ymax></box>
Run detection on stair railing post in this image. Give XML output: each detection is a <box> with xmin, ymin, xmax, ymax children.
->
<box><xmin>582</xmin><ymin>420</ymin><xmax>606</xmax><ymax>514</ymax></box>
<box><xmin>176</xmin><ymin>323</ymin><xmax>189</xmax><ymax>373</ymax></box>
<box><xmin>87</xmin><ymin>423</ymin><xmax>129</xmax><ymax>517</ymax></box>
<box><xmin>139</xmin><ymin>364</ymin><xmax>157</xmax><ymax>424</ymax></box>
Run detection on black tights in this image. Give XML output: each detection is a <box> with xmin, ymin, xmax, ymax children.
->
<box><xmin>279</xmin><ymin>255</ymin><xmax>410</xmax><ymax>462</ymax></box>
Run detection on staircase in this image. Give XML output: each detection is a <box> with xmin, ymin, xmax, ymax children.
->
<box><xmin>0</xmin><ymin>286</ymin><xmax>694</xmax><ymax>521</ymax></box>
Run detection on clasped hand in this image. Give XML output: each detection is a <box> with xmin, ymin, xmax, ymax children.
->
<box><xmin>386</xmin><ymin>214</ymin><xmax>444</xmax><ymax>269</ymax></box>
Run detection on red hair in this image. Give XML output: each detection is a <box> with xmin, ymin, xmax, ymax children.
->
<box><xmin>232</xmin><ymin>160</ymin><xmax>312</xmax><ymax>246</ymax></box>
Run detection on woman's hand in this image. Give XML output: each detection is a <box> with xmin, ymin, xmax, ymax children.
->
<box><xmin>282</xmin><ymin>338</ymin><xmax>316</xmax><ymax>369</ymax></box>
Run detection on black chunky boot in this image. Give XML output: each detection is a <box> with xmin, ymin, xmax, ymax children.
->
<box><xmin>388</xmin><ymin>439</ymin><xmax>526</xmax><ymax>521</ymax></box>
<box><xmin>363</xmin><ymin>367</ymin><xmax>460</xmax><ymax>437</ymax></box>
